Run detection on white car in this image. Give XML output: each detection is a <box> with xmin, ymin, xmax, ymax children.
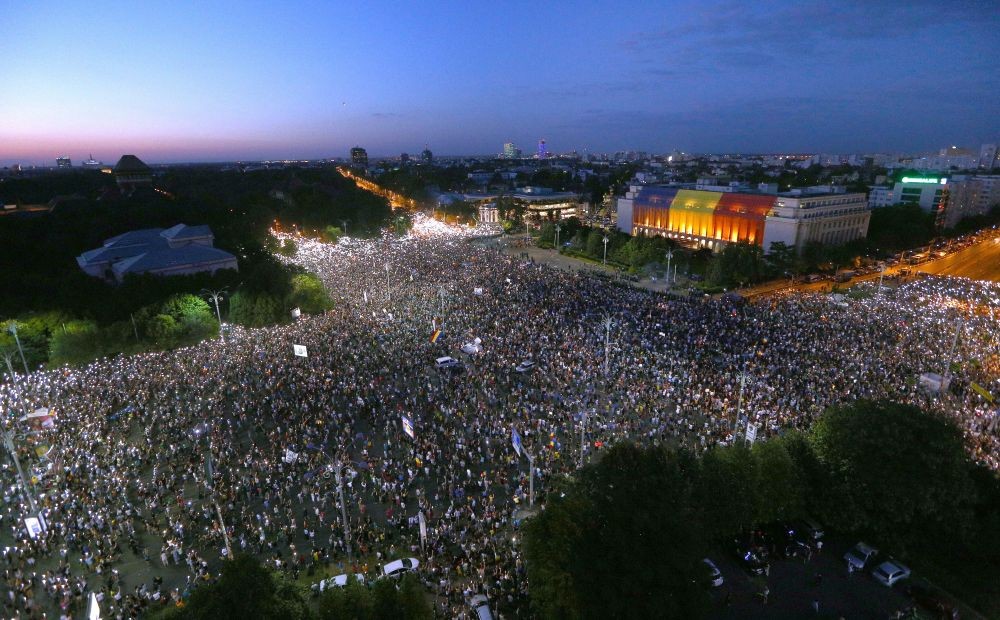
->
<box><xmin>382</xmin><ymin>557</ymin><xmax>420</xmax><ymax>578</ymax></box>
<box><xmin>312</xmin><ymin>573</ymin><xmax>364</xmax><ymax>592</ymax></box>
<box><xmin>470</xmin><ymin>594</ymin><xmax>494</xmax><ymax>620</ymax></box>
<box><xmin>515</xmin><ymin>360</ymin><xmax>535</xmax><ymax>373</ymax></box>
<box><xmin>702</xmin><ymin>558</ymin><xmax>724</xmax><ymax>587</ymax></box>
<box><xmin>872</xmin><ymin>560</ymin><xmax>911</xmax><ymax>586</ymax></box>
<box><xmin>435</xmin><ymin>356</ymin><xmax>460</xmax><ymax>369</ymax></box>
<box><xmin>844</xmin><ymin>542</ymin><xmax>878</xmax><ymax>571</ymax></box>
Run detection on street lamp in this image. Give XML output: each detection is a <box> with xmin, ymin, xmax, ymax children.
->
<box><xmin>307</xmin><ymin>445</ymin><xmax>354</xmax><ymax>559</ymax></box>
<box><xmin>941</xmin><ymin>318</ymin><xmax>964</xmax><ymax>395</ymax></box>
<box><xmin>602</xmin><ymin>236</ymin><xmax>609</xmax><ymax>265</ymax></box>
<box><xmin>192</xmin><ymin>422</ymin><xmax>234</xmax><ymax>560</ymax></box>
<box><xmin>554</xmin><ymin>224</ymin><xmax>561</xmax><ymax>249</ymax></box>
<box><xmin>7</xmin><ymin>323</ymin><xmax>29</xmax><ymax>374</ymax></box>
<box><xmin>2</xmin><ymin>348</ymin><xmax>38</xmax><ymax>516</ymax></box>
<box><xmin>384</xmin><ymin>263</ymin><xmax>391</xmax><ymax>302</ymax></box>
<box><xmin>602</xmin><ymin>315</ymin><xmax>614</xmax><ymax>377</ymax></box>
<box><xmin>665</xmin><ymin>250</ymin><xmax>674</xmax><ymax>286</ymax></box>
<box><xmin>202</xmin><ymin>289</ymin><xmax>227</xmax><ymax>340</ymax></box>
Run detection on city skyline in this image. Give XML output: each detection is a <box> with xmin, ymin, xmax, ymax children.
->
<box><xmin>2</xmin><ymin>0</ymin><xmax>998</xmax><ymax>166</ymax></box>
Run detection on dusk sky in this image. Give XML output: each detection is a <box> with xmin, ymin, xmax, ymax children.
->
<box><xmin>1</xmin><ymin>0</ymin><xmax>998</xmax><ymax>165</ymax></box>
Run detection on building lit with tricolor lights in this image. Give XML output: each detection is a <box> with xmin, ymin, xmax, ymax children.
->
<box><xmin>617</xmin><ymin>184</ymin><xmax>870</xmax><ymax>253</ymax></box>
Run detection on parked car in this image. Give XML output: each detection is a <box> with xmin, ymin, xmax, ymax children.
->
<box><xmin>312</xmin><ymin>573</ymin><xmax>364</xmax><ymax>592</ymax></box>
<box><xmin>790</xmin><ymin>518</ymin><xmax>824</xmax><ymax>542</ymax></box>
<box><xmin>382</xmin><ymin>557</ymin><xmax>420</xmax><ymax>578</ymax></box>
<box><xmin>872</xmin><ymin>560</ymin><xmax>911</xmax><ymax>586</ymax></box>
<box><xmin>461</xmin><ymin>338</ymin><xmax>483</xmax><ymax>355</ymax></box>
<box><xmin>435</xmin><ymin>356</ymin><xmax>459</xmax><ymax>368</ymax></box>
<box><xmin>515</xmin><ymin>360</ymin><xmax>535</xmax><ymax>373</ymax></box>
<box><xmin>702</xmin><ymin>558</ymin><xmax>724</xmax><ymax>587</ymax></box>
<box><xmin>469</xmin><ymin>594</ymin><xmax>495</xmax><ymax>620</ymax></box>
<box><xmin>844</xmin><ymin>542</ymin><xmax>879</xmax><ymax>571</ymax></box>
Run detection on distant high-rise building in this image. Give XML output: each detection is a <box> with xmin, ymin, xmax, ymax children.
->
<box><xmin>943</xmin><ymin>174</ymin><xmax>1000</xmax><ymax>227</ymax></box>
<box><xmin>421</xmin><ymin>148</ymin><xmax>433</xmax><ymax>164</ymax></box>
<box><xmin>81</xmin><ymin>154</ymin><xmax>103</xmax><ymax>170</ymax></box>
<box><xmin>56</xmin><ymin>156</ymin><xmax>72</xmax><ymax>168</ymax></box>
<box><xmin>400</xmin><ymin>152</ymin><xmax>410</xmax><ymax>164</ymax></box>
<box><xmin>537</xmin><ymin>139</ymin><xmax>548</xmax><ymax>159</ymax></box>
<box><xmin>503</xmin><ymin>142</ymin><xmax>519</xmax><ymax>159</ymax></box>
<box><xmin>351</xmin><ymin>147</ymin><xmax>368</xmax><ymax>167</ymax></box>
<box><xmin>979</xmin><ymin>144</ymin><xmax>998</xmax><ymax>169</ymax></box>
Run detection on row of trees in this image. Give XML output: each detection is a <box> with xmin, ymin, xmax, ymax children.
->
<box><xmin>10</xmin><ymin>270</ymin><xmax>333</xmax><ymax>368</ymax></box>
<box><xmin>151</xmin><ymin>554</ymin><xmax>433</xmax><ymax>620</ymax></box>
<box><xmin>0</xmin><ymin>166</ymin><xmax>364</xmax><ymax>368</ymax></box>
<box><xmin>523</xmin><ymin>401</ymin><xmax>1000</xmax><ymax>618</ymax></box>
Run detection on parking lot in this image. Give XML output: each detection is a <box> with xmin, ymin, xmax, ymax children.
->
<box><xmin>706</xmin><ymin>536</ymin><xmax>912</xmax><ymax>619</ymax></box>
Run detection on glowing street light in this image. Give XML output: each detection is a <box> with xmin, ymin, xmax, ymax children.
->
<box><xmin>7</xmin><ymin>323</ymin><xmax>29</xmax><ymax>374</ymax></box>
<box><xmin>602</xmin><ymin>236</ymin><xmax>609</xmax><ymax>265</ymax></box>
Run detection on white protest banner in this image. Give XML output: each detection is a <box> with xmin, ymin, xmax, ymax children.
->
<box><xmin>291</xmin><ymin>307</ymin><xmax>301</xmax><ymax>319</ymax></box>
<box><xmin>401</xmin><ymin>414</ymin><xmax>415</xmax><ymax>439</ymax></box>
<box><xmin>745</xmin><ymin>422</ymin><xmax>758</xmax><ymax>445</ymax></box>
<box><xmin>283</xmin><ymin>449</ymin><xmax>299</xmax><ymax>464</ymax></box>
<box><xmin>293</xmin><ymin>344</ymin><xmax>308</xmax><ymax>358</ymax></box>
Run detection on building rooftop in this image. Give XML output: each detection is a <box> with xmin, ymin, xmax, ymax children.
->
<box><xmin>162</xmin><ymin>223</ymin><xmax>213</xmax><ymax>240</ymax></box>
<box><xmin>112</xmin><ymin>245</ymin><xmax>236</xmax><ymax>276</ymax></box>
<box><xmin>113</xmin><ymin>155</ymin><xmax>152</xmax><ymax>175</ymax></box>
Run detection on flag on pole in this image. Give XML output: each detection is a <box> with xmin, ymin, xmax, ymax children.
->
<box><xmin>511</xmin><ymin>428</ymin><xmax>523</xmax><ymax>456</ymax></box>
<box><xmin>430</xmin><ymin>329</ymin><xmax>441</xmax><ymax>343</ymax></box>
<box><xmin>401</xmin><ymin>414</ymin><xmax>415</xmax><ymax>439</ymax></box>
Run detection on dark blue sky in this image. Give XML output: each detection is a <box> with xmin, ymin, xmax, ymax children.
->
<box><xmin>1</xmin><ymin>0</ymin><xmax>997</xmax><ymax>164</ymax></box>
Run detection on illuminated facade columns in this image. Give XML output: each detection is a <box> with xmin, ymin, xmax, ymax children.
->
<box><xmin>618</xmin><ymin>184</ymin><xmax>870</xmax><ymax>254</ymax></box>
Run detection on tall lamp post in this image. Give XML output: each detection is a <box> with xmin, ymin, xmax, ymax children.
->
<box><xmin>7</xmin><ymin>323</ymin><xmax>29</xmax><ymax>374</ymax></box>
<box><xmin>307</xmin><ymin>445</ymin><xmax>353</xmax><ymax>559</ymax></box>
<box><xmin>941</xmin><ymin>318</ymin><xmax>964</xmax><ymax>395</ymax></box>
<box><xmin>384</xmin><ymin>264</ymin><xmax>391</xmax><ymax>303</ymax></box>
<box><xmin>665</xmin><ymin>250</ymin><xmax>674</xmax><ymax>286</ymax></box>
<box><xmin>602</xmin><ymin>315</ymin><xmax>614</xmax><ymax>377</ymax></box>
<box><xmin>194</xmin><ymin>423</ymin><xmax>233</xmax><ymax>560</ymax></box>
<box><xmin>438</xmin><ymin>286</ymin><xmax>448</xmax><ymax>317</ymax></box>
<box><xmin>554</xmin><ymin>224</ymin><xmax>561</xmax><ymax>249</ymax></box>
<box><xmin>202</xmin><ymin>289</ymin><xmax>227</xmax><ymax>341</ymax></box>
<box><xmin>602</xmin><ymin>236</ymin><xmax>609</xmax><ymax>265</ymax></box>
<box><xmin>1</xmin><ymin>348</ymin><xmax>37</xmax><ymax>515</ymax></box>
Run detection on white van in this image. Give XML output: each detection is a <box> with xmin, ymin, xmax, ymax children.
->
<box><xmin>469</xmin><ymin>594</ymin><xmax>494</xmax><ymax>620</ymax></box>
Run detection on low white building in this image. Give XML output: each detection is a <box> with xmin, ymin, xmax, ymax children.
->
<box><xmin>77</xmin><ymin>224</ymin><xmax>238</xmax><ymax>283</ymax></box>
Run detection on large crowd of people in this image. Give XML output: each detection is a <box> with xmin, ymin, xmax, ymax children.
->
<box><xmin>1</xmin><ymin>214</ymin><xmax>998</xmax><ymax>618</ymax></box>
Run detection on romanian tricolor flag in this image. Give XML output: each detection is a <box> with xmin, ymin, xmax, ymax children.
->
<box><xmin>430</xmin><ymin>329</ymin><xmax>441</xmax><ymax>343</ymax></box>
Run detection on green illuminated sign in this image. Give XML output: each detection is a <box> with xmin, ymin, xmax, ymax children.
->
<box><xmin>901</xmin><ymin>177</ymin><xmax>947</xmax><ymax>185</ymax></box>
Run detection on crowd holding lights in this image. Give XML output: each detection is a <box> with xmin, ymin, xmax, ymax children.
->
<box><xmin>1</xmin><ymin>219</ymin><xmax>998</xmax><ymax>617</ymax></box>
